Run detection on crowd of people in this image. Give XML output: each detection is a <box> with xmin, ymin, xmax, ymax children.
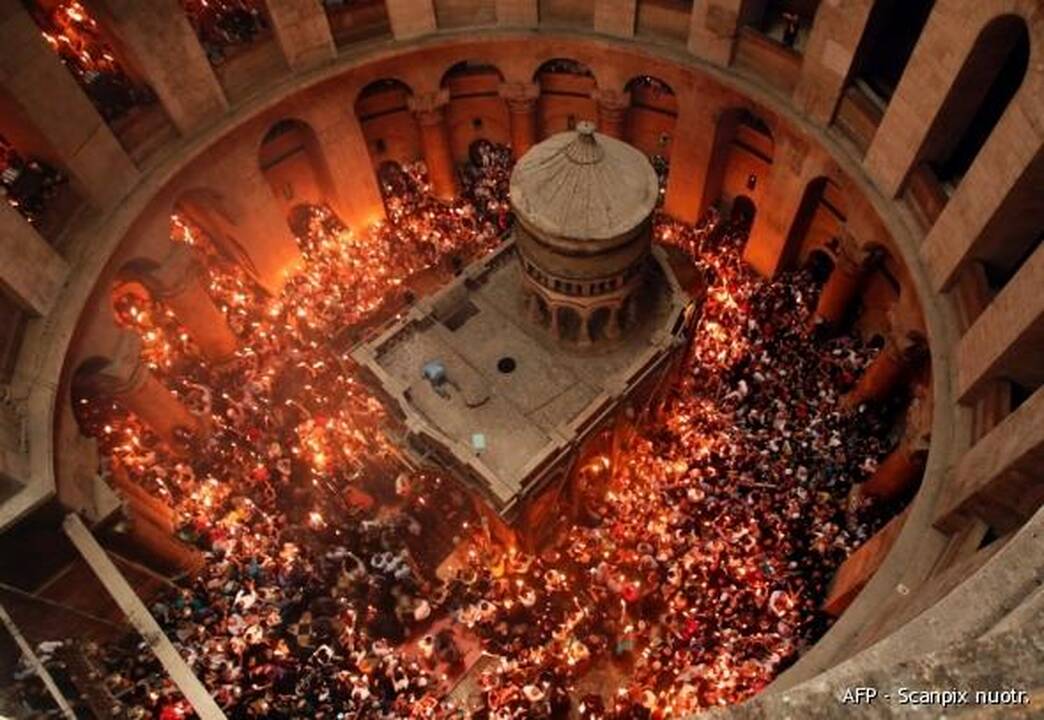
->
<box><xmin>13</xmin><ymin>141</ymin><xmax>901</xmax><ymax>719</ymax></box>
<box><xmin>32</xmin><ymin>0</ymin><xmax>155</xmax><ymax>122</ymax></box>
<box><xmin>179</xmin><ymin>0</ymin><xmax>269</xmax><ymax>65</ymax></box>
<box><xmin>0</xmin><ymin>134</ymin><xmax>67</xmax><ymax>226</ymax></box>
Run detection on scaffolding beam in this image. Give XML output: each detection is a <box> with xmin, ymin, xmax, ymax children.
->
<box><xmin>0</xmin><ymin>603</ymin><xmax>77</xmax><ymax>720</ymax></box>
<box><xmin>62</xmin><ymin>514</ymin><xmax>227</xmax><ymax>719</ymax></box>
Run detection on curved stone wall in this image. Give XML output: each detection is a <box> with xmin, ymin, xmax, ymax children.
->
<box><xmin>0</xmin><ymin>0</ymin><xmax>1040</xmax><ymax>709</ymax></box>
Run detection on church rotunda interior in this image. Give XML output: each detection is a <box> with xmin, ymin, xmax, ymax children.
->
<box><xmin>0</xmin><ymin>0</ymin><xmax>1041</xmax><ymax>717</ymax></box>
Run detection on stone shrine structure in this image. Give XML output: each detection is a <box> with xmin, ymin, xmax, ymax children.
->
<box><xmin>353</xmin><ymin>124</ymin><xmax>701</xmax><ymax>550</ymax></box>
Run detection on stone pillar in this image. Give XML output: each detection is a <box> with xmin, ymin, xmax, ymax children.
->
<box><xmin>81</xmin><ymin>332</ymin><xmax>201</xmax><ymax>452</ymax></box>
<box><xmin>0</xmin><ymin>3</ymin><xmax>137</xmax><ymax>207</ymax></box>
<box><xmin>385</xmin><ymin>0</ymin><xmax>436</xmax><ymax>39</ymax></box>
<box><xmin>496</xmin><ymin>0</ymin><xmax>538</xmax><ymax>26</ymax></box>
<box><xmin>0</xmin><ymin>202</ymin><xmax>69</xmax><ymax>316</ymax></box>
<box><xmin>410</xmin><ymin>90</ymin><xmax>458</xmax><ymax>201</ymax></box>
<box><xmin>302</xmin><ymin>88</ymin><xmax>385</xmax><ymax>229</ymax></box>
<box><xmin>935</xmin><ymin>385</ymin><xmax>1044</xmax><ymax>533</ymax></box>
<box><xmin>821</xmin><ymin>509</ymin><xmax>908</xmax><ymax>616</ymax></box>
<box><xmin>578</xmin><ymin>310</ymin><xmax>592</xmax><ymax>347</ymax></box>
<box><xmin>844</xmin><ymin>330</ymin><xmax>925</xmax><ymax>409</ymax></box>
<box><xmin>811</xmin><ymin>234</ymin><xmax>874</xmax><ymax>328</ymax></box>
<box><xmin>955</xmin><ymin>241</ymin><xmax>1044</xmax><ymax>404</ymax></box>
<box><xmin>193</xmin><ymin>136</ymin><xmax>303</xmax><ymax>294</ymax></box>
<box><xmin>861</xmin><ymin>395</ymin><xmax>931</xmax><ymax>503</ymax></box>
<box><xmin>124</xmin><ymin>508</ymin><xmax>203</xmax><ymax>574</ymax></box>
<box><xmin>265</xmin><ymin>0</ymin><xmax>336</xmax><ymax>71</ymax></box>
<box><xmin>687</xmin><ymin>0</ymin><xmax>759</xmax><ymax>66</ymax></box>
<box><xmin>90</xmin><ymin>0</ymin><xmax>228</xmax><ymax>135</ymax></box>
<box><xmin>606</xmin><ymin>306</ymin><xmax>622</xmax><ymax>340</ymax></box>
<box><xmin>663</xmin><ymin>100</ymin><xmax>721</xmax><ymax>223</ymax></box>
<box><xmin>499</xmin><ymin>82</ymin><xmax>540</xmax><ymax>160</ymax></box>
<box><xmin>592</xmin><ymin>89</ymin><xmax>631</xmax><ymax>140</ymax></box>
<box><xmin>862</xmin><ymin>431</ymin><xmax>929</xmax><ymax>504</ymax></box>
<box><xmin>594</xmin><ymin>0</ymin><xmax>637</xmax><ymax>38</ymax></box>
<box><xmin>792</xmin><ymin>0</ymin><xmax>875</xmax><ymax>125</ymax></box>
<box><xmin>142</xmin><ymin>245</ymin><xmax>238</xmax><ymax>363</ymax></box>
<box><xmin>743</xmin><ymin>136</ymin><xmax>815</xmax><ymax>277</ymax></box>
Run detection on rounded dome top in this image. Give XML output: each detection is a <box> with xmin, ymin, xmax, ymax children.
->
<box><xmin>509</xmin><ymin>121</ymin><xmax>659</xmax><ymax>252</ymax></box>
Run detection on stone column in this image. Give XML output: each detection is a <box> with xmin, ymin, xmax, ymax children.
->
<box><xmin>843</xmin><ymin>329</ymin><xmax>926</xmax><ymax>409</ymax></box>
<box><xmin>91</xmin><ymin>0</ymin><xmax>228</xmax><ymax>135</ymax></box>
<box><xmin>955</xmin><ymin>241</ymin><xmax>1044</xmax><ymax>404</ymax></box>
<box><xmin>594</xmin><ymin>0</ymin><xmax>637</xmax><ymax>38</ymax></box>
<box><xmin>743</xmin><ymin>136</ymin><xmax>816</xmax><ymax>277</ymax></box>
<box><xmin>0</xmin><ymin>3</ymin><xmax>137</xmax><ymax>207</ymax></box>
<box><xmin>123</xmin><ymin>507</ymin><xmax>203</xmax><ymax>574</ymax></box>
<box><xmin>385</xmin><ymin>0</ymin><xmax>436</xmax><ymax>39</ymax></box>
<box><xmin>410</xmin><ymin>90</ymin><xmax>458</xmax><ymax>201</ymax></box>
<box><xmin>0</xmin><ymin>202</ymin><xmax>69</xmax><ymax>316</ymax></box>
<box><xmin>302</xmin><ymin>87</ymin><xmax>386</xmax><ymax>229</ymax></box>
<box><xmin>811</xmin><ymin>234</ymin><xmax>874</xmax><ymax>328</ymax></box>
<box><xmin>860</xmin><ymin>396</ymin><xmax>931</xmax><ymax>503</ymax></box>
<box><xmin>499</xmin><ymin>82</ymin><xmax>540</xmax><ymax>160</ymax></box>
<box><xmin>265</xmin><ymin>0</ymin><xmax>336</xmax><ymax>71</ymax></box>
<box><xmin>193</xmin><ymin>135</ymin><xmax>303</xmax><ymax>294</ymax></box>
<box><xmin>663</xmin><ymin>100</ymin><xmax>721</xmax><ymax>223</ymax></box>
<box><xmin>578</xmin><ymin>310</ymin><xmax>592</xmax><ymax>347</ymax></box>
<box><xmin>142</xmin><ymin>245</ymin><xmax>238</xmax><ymax>363</ymax></box>
<box><xmin>606</xmin><ymin>305</ymin><xmax>622</xmax><ymax>340</ymax></box>
<box><xmin>81</xmin><ymin>332</ymin><xmax>201</xmax><ymax>452</ymax></box>
<box><xmin>496</xmin><ymin>0</ymin><xmax>538</xmax><ymax>26</ymax></box>
<box><xmin>792</xmin><ymin>0</ymin><xmax>875</xmax><ymax>125</ymax></box>
<box><xmin>592</xmin><ymin>89</ymin><xmax>631</xmax><ymax>140</ymax></box>
<box><xmin>687</xmin><ymin>0</ymin><xmax>760</xmax><ymax>66</ymax></box>
<box><xmin>861</xmin><ymin>431</ymin><xmax>929</xmax><ymax>504</ymax></box>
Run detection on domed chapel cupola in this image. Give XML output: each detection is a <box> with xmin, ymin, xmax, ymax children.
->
<box><xmin>510</xmin><ymin>121</ymin><xmax>660</xmax><ymax>345</ymax></box>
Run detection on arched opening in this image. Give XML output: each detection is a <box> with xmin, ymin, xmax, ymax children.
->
<box><xmin>533</xmin><ymin>59</ymin><xmax>597</xmax><ymax>138</ymax></box>
<box><xmin>916</xmin><ymin>15</ymin><xmax>1030</xmax><ymax>191</ymax></box>
<box><xmin>588</xmin><ymin>306</ymin><xmax>612</xmax><ymax>341</ymax></box>
<box><xmin>705</xmin><ymin>108</ymin><xmax>775</xmax><ymax>214</ymax></box>
<box><xmin>258</xmin><ymin>118</ymin><xmax>336</xmax><ymax>221</ymax></box>
<box><xmin>440</xmin><ymin>61</ymin><xmax>508</xmax><ymax>164</ymax></box>
<box><xmin>322</xmin><ymin>0</ymin><xmax>391</xmax><ymax>49</ymax></box>
<box><xmin>623</xmin><ymin>76</ymin><xmax>677</xmax><ymax>163</ymax></box>
<box><xmin>0</xmin><ymin>88</ymin><xmax>77</xmax><ymax>239</ymax></box>
<box><xmin>803</xmin><ymin>247</ymin><xmax>835</xmax><ymax>285</ymax></box>
<box><xmin>849</xmin><ymin>0</ymin><xmax>936</xmax><ymax>105</ymax></box>
<box><xmin>24</xmin><ymin>0</ymin><xmax>168</xmax><ymax>153</ymax></box>
<box><xmin>730</xmin><ymin>195</ymin><xmax>757</xmax><ymax>229</ymax></box>
<box><xmin>556</xmin><ymin>306</ymin><xmax>582</xmax><ymax>342</ymax></box>
<box><xmin>177</xmin><ymin>0</ymin><xmax>270</xmax><ymax>66</ymax></box>
<box><xmin>781</xmin><ymin>176</ymin><xmax>848</xmax><ymax>272</ymax></box>
<box><xmin>173</xmin><ymin>189</ymin><xmax>258</xmax><ymax>279</ymax></box>
<box><xmin>740</xmin><ymin>0</ymin><xmax>821</xmax><ymax>52</ymax></box>
<box><xmin>532</xmin><ymin>293</ymin><xmax>551</xmax><ymax>328</ymax></box>
<box><xmin>354</xmin><ymin>79</ymin><xmax>420</xmax><ymax>170</ymax></box>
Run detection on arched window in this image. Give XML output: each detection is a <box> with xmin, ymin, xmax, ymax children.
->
<box><xmin>534</xmin><ymin>59</ymin><xmax>597</xmax><ymax>138</ymax></box>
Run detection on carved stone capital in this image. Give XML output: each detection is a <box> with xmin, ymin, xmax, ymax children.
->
<box><xmin>408</xmin><ymin>89</ymin><xmax>451</xmax><ymax>125</ymax></box>
<box><xmin>499</xmin><ymin>81</ymin><xmax>540</xmax><ymax>112</ymax></box>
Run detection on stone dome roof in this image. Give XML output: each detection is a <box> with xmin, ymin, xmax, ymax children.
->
<box><xmin>509</xmin><ymin>121</ymin><xmax>659</xmax><ymax>252</ymax></box>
